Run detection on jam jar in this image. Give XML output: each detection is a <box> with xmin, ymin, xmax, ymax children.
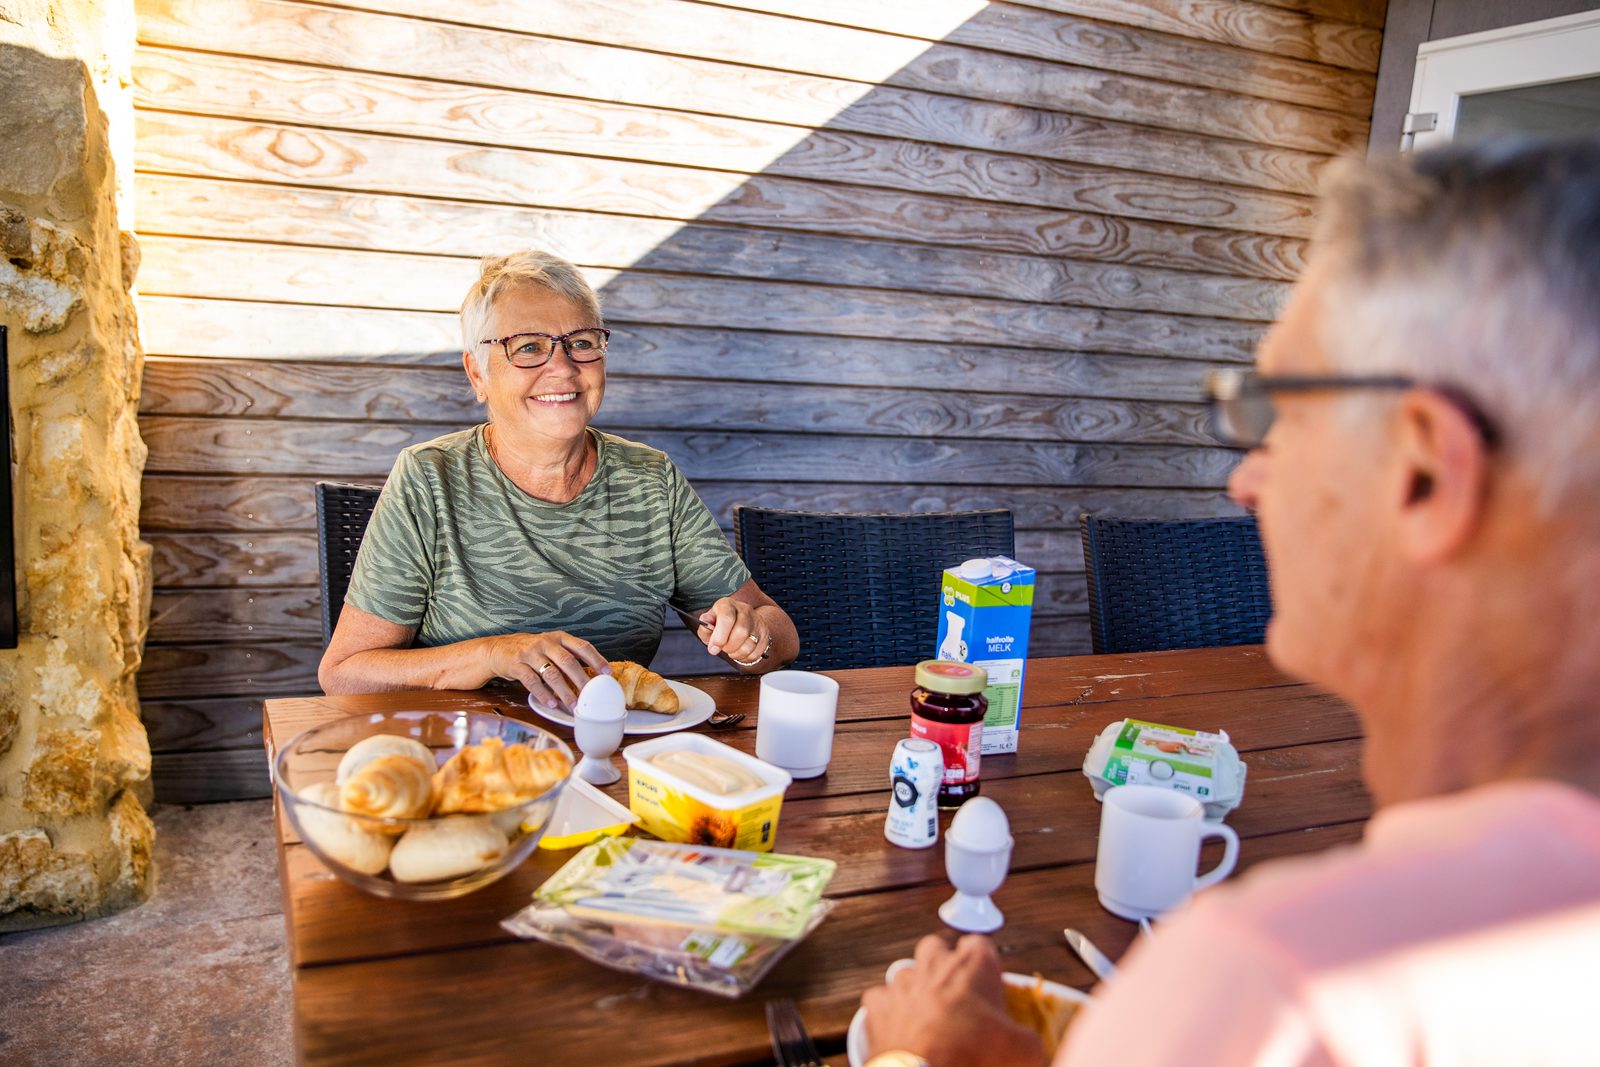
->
<box><xmin>908</xmin><ymin>660</ymin><xmax>989</xmax><ymax>807</ymax></box>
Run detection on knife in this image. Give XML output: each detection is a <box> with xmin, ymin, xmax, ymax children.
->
<box><xmin>1063</xmin><ymin>927</ymin><xmax>1118</xmax><ymax>982</ymax></box>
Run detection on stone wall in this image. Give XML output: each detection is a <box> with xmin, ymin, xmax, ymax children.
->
<box><xmin>0</xmin><ymin>0</ymin><xmax>154</xmax><ymax>930</ymax></box>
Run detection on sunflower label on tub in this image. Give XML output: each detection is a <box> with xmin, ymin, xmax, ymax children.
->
<box><xmin>622</xmin><ymin>734</ymin><xmax>791</xmax><ymax>852</ymax></box>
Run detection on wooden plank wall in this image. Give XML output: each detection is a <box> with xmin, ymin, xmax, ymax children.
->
<box><xmin>130</xmin><ymin>0</ymin><xmax>1385</xmax><ymax>801</ymax></box>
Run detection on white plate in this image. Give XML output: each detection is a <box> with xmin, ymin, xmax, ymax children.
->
<box><xmin>527</xmin><ymin>680</ymin><xmax>715</xmax><ymax>735</ymax></box>
<box><xmin>846</xmin><ymin>960</ymin><xmax>1092</xmax><ymax>1067</ymax></box>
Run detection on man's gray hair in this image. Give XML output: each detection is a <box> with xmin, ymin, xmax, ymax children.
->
<box><xmin>460</xmin><ymin>250</ymin><xmax>603</xmax><ymax>371</ymax></box>
<box><xmin>1313</xmin><ymin>138</ymin><xmax>1600</xmax><ymax>505</ymax></box>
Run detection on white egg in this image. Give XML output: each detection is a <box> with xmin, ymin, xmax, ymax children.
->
<box><xmin>574</xmin><ymin>673</ymin><xmax>627</xmax><ymax>720</ymax></box>
<box><xmin>948</xmin><ymin>796</ymin><xmax>1010</xmax><ymax>848</ymax></box>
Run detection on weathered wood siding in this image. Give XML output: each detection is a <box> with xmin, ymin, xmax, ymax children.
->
<box><xmin>132</xmin><ymin>0</ymin><xmax>1384</xmax><ymax>800</ymax></box>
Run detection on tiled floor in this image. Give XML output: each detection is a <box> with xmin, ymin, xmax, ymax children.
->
<box><xmin>0</xmin><ymin>801</ymin><xmax>293</xmax><ymax>1067</ymax></box>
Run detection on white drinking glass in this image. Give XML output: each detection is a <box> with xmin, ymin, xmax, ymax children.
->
<box><xmin>755</xmin><ymin>670</ymin><xmax>839</xmax><ymax>779</ymax></box>
<box><xmin>1094</xmin><ymin>784</ymin><xmax>1239</xmax><ymax>920</ymax></box>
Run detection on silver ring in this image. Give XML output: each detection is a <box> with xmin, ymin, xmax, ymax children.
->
<box><xmin>729</xmin><ymin>634</ymin><xmax>772</xmax><ymax>668</ymax></box>
<box><xmin>536</xmin><ymin>662</ymin><xmax>556</xmax><ymax>675</ymax></box>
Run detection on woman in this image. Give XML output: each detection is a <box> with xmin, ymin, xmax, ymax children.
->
<box><xmin>318</xmin><ymin>250</ymin><xmax>798</xmax><ymax>708</ymax></box>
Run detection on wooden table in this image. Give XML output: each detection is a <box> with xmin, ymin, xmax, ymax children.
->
<box><xmin>263</xmin><ymin>646</ymin><xmax>1368</xmax><ymax>1066</ymax></box>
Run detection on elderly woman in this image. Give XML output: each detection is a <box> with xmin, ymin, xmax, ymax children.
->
<box><xmin>318</xmin><ymin>250</ymin><xmax>798</xmax><ymax>707</ymax></box>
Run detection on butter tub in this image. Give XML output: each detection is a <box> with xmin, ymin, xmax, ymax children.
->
<box><xmin>622</xmin><ymin>734</ymin><xmax>791</xmax><ymax>852</ymax></box>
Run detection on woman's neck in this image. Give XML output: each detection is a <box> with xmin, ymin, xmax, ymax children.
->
<box><xmin>485</xmin><ymin>423</ymin><xmax>596</xmax><ymax>504</ymax></box>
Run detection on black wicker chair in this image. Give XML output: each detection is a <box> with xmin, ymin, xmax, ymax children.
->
<box><xmin>315</xmin><ymin>482</ymin><xmax>383</xmax><ymax>647</ymax></box>
<box><xmin>732</xmin><ymin>506</ymin><xmax>1015</xmax><ymax>670</ymax></box>
<box><xmin>1079</xmin><ymin>515</ymin><xmax>1271</xmax><ymax>655</ymax></box>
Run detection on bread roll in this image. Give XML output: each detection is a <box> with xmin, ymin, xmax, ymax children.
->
<box><xmin>389</xmin><ymin>818</ymin><xmax>509</xmax><ymax>883</ymax></box>
<box><xmin>340</xmin><ymin>753</ymin><xmax>434</xmax><ymax>825</ymax></box>
<box><xmin>609</xmin><ymin>660</ymin><xmax>680</xmax><ymax>714</ymax></box>
<box><xmin>335</xmin><ymin>734</ymin><xmax>435</xmax><ymax>784</ymax></box>
<box><xmin>296</xmin><ymin>782</ymin><xmax>394</xmax><ymax>875</ymax></box>
<box><xmin>433</xmin><ymin>737</ymin><xmax>572</xmax><ymax>815</ymax></box>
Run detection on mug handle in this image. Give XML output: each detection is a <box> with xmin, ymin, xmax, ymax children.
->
<box><xmin>1193</xmin><ymin>822</ymin><xmax>1240</xmax><ymax>892</ymax></box>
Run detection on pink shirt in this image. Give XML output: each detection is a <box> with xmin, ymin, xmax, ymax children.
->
<box><xmin>1058</xmin><ymin>781</ymin><xmax>1600</xmax><ymax>1067</ymax></box>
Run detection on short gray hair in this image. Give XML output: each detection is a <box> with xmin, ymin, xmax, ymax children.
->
<box><xmin>460</xmin><ymin>250</ymin><xmax>603</xmax><ymax>372</ymax></box>
<box><xmin>1312</xmin><ymin>138</ymin><xmax>1600</xmax><ymax>506</ymax></box>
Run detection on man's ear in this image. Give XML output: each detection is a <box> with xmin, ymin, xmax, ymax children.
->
<box><xmin>1392</xmin><ymin>390</ymin><xmax>1490</xmax><ymax>562</ymax></box>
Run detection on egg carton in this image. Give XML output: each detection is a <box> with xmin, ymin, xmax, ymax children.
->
<box><xmin>1082</xmin><ymin>718</ymin><xmax>1247</xmax><ymax>821</ymax></box>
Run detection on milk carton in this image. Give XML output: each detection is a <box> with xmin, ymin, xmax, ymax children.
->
<box><xmin>936</xmin><ymin>557</ymin><xmax>1035</xmax><ymax>755</ymax></box>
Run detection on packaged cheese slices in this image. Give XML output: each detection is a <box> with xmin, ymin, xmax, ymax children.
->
<box><xmin>502</xmin><ymin>838</ymin><xmax>835</xmax><ymax>998</ymax></box>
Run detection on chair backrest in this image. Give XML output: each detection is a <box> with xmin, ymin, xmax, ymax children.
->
<box><xmin>1079</xmin><ymin>514</ymin><xmax>1271</xmax><ymax>655</ymax></box>
<box><xmin>733</xmin><ymin>506</ymin><xmax>1015</xmax><ymax>670</ymax></box>
<box><xmin>315</xmin><ymin>482</ymin><xmax>383</xmax><ymax>647</ymax></box>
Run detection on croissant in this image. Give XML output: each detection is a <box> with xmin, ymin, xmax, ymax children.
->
<box><xmin>339</xmin><ymin>754</ymin><xmax>434</xmax><ymax>827</ymax></box>
<box><xmin>433</xmin><ymin>737</ymin><xmax>572</xmax><ymax>815</ymax></box>
<box><xmin>609</xmin><ymin>660</ymin><xmax>680</xmax><ymax>714</ymax></box>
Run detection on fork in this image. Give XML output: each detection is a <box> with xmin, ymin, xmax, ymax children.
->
<box><xmin>707</xmin><ymin>709</ymin><xmax>746</xmax><ymax>729</ymax></box>
<box><xmin>765</xmin><ymin>997</ymin><xmax>824</xmax><ymax>1067</ymax></box>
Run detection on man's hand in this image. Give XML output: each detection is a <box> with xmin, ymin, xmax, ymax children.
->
<box><xmin>861</xmin><ymin>935</ymin><xmax>1050</xmax><ymax>1067</ymax></box>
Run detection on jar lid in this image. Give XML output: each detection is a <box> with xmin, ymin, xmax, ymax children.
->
<box><xmin>914</xmin><ymin>659</ymin><xmax>989</xmax><ymax>694</ymax></box>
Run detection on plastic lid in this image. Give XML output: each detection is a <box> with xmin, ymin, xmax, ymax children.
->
<box><xmin>914</xmin><ymin>659</ymin><xmax>989</xmax><ymax>694</ymax></box>
<box><xmin>959</xmin><ymin>558</ymin><xmax>993</xmax><ymax>580</ymax></box>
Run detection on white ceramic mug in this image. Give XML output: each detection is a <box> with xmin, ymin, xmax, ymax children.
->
<box><xmin>1094</xmin><ymin>784</ymin><xmax>1240</xmax><ymax>920</ymax></box>
<box><xmin>755</xmin><ymin>670</ymin><xmax>839</xmax><ymax>779</ymax></box>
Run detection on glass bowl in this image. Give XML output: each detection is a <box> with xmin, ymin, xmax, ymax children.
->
<box><xmin>274</xmin><ymin>710</ymin><xmax>572</xmax><ymax>901</ymax></box>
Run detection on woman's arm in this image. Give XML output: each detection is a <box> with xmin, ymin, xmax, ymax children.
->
<box><xmin>318</xmin><ymin>604</ymin><xmax>609</xmax><ymax>707</ymax></box>
<box><xmin>693</xmin><ymin>578</ymin><xmax>800</xmax><ymax>674</ymax></box>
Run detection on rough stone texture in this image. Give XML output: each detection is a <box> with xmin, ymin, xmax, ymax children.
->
<box><xmin>22</xmin><ymin>728</ymin><xmax>102</xmax><ymax>817</ymax></box>
<box><xmin>0</xmin><ymin>827</ymin><xmax>97</xmax><ymax>915</ymax></box>
<box><xmin>0</xmin><ymin>801</ymin><xmax>293</xmax><ymax>1066</ymax></box>
<box><xmin>0</xmin><ymin>0</ymin><xmax>154</xmax><ymax>932</ymax></box>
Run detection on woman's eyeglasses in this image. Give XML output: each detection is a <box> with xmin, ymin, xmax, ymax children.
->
<box><xmin>481</xmin><ymin>328</ymin><xmax>610</xmax><ymax>369</ymax></box>
<box><xmin>1205</xmin><ymin>368</ymin><xmax>1499</xmax><ymax>450</ymax></box>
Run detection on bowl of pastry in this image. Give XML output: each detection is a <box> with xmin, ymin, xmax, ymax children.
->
<box><xmin>273</xmin><ymin>711</ymin><xmax>574</xmax><ymax>901</ymax></box>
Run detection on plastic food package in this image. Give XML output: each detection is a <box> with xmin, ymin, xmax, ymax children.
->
<box><xmin>1081</xmin><ymin>718</ymin><xmax>1247</xmax><ymax>821</ymax></box>
<box><xmin>501</xmin><ymin>838</ymin><xmax>836</xmax><ymax>998</ymax></box>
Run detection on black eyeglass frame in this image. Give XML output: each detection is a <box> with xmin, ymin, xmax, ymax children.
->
<box><xmin>480</xmin><ymin>327</ymin><xmax>611</xmax><ymax>369</ymax></box>
<box><xmin>1205</xmin><ymin>369</ymin><xmax>1500</xmax><ymax>450</ymax></box>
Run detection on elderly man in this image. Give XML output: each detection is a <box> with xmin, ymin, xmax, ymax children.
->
<box><xmin>861</xmin><ymin>139</ymin><xmax>1600</xmax><ymax>1067</ymax></box>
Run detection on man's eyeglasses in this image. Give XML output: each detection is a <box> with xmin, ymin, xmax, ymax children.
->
<box><xmin>1205</xmin><ymin>368</ymin><xmax>1499</xmax><ymax>450</ymax></box>
<box><xmin>481</xmin><ymin>327</ymin><xmax>610</xmax><ymax>369</ymax></box>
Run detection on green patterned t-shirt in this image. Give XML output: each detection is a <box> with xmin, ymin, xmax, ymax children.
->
<box><xmin>345</xmin><ymin>425</ymin><xmax>750</xmax><ymax>665</ymax></box>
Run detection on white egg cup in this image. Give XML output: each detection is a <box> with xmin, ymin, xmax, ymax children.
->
<box><xmin>572</xmin><ymin>675</ymin><xmax>627</xmax><ymax>786</ymax></box>
<box><xmin>939</xmin><ymin>834</ymin><xmax>1013</xmax><ymax>933</ymax></box>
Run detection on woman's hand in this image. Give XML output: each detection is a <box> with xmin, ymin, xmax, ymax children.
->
<box><xmin>861</xmin><ymin>935</ymin><xmax>1049</xmax><ymax>1067</ymax></box>
<box><xmin>697</xmin><ymin>597</ymin><xmax>770</xmax><ymax>665</ymax></box>
<box><xmin>482</xmin><ymin>631</ymin><xmax>611</xmax><ymax>710</ymax></box>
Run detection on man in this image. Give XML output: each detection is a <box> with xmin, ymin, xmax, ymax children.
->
<box><xmin>862</xmin><ymin>139</ymin><xmax>1600</xmax><ymax>1067</ymax></box>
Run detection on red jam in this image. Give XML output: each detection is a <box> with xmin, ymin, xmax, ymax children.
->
<box><xmin>908</xmin><ymin>660</ymin><xmax>988</xmax><ymax>808</ymax></box>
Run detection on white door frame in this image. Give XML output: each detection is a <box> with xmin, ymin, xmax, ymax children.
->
<box><xmin>1405</xmin><ymin>9</ymin><xmax>1600</xmax><ymax>151</ymax></box>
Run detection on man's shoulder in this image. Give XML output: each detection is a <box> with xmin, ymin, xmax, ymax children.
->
<box><xmin>1201</xmin><ymin>781</ymin><xmax>1600</xmax><ymax>964</ymax></box>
